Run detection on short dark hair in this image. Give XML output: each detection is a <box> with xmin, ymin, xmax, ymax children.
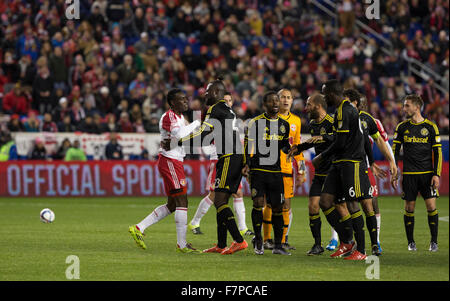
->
<box><xmin>224</xmin><ymin>91</ymin><xmax>232</xmax><ymax>97</ymax></box>
<box><xmin>166</xmin><ymin>88</ymin><xmax>183</xmax><ymax>106</ymax></box>
<box><xmin>343</xmin><ymin>88</ymin><xmax>362</xmax><ymax>105</ymax></box>
<box><xmin>310</xmin><ymin>93</ymin><xmax>327</xmax><ymax>110</ymax></box>
<box><xmin>404</xmin><ymin>94</ymin><xmax>424</xmax><ymax>109</ymax></box>
<box><xmin>323</xmin><ymin>79</ymin><xmax>343</xmax><ymax>95</ymax></box>
<box><xmin>263</xmin><ymin>91</ymin><xmax>278</xmax><ymax>103</ymax></box>
<box><xmin>212</xmin><ymin>77</ymin><xmax>225</xmax><ymax>90</ymax></box>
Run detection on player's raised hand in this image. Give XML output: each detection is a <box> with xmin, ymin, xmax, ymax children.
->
<box><xmin>306</xmin><ymin>136</ymin><xmax>323</xmax><ymax>144</ymax></box>
<box><xmin>431</xmin><ymin>175</ymin><xmax>440</xmax><ymax>190</ymax></box>
<box><xmin>287</xmin><ymin>145</ymin><xmax>299</xmax><ymax>162</ymax></box>
<box><xmin>371</xmin><ymin>163</ymin><xmax>387</xmax><ymax>179</ymax></box>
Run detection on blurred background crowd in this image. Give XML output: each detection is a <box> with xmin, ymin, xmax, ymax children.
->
<box><xmin>0</xmin><ymin>0</ymin><xmax>448</xmax><ymax>159</ymax></box>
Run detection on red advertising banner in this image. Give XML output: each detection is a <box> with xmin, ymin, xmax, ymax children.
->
<box><xmin>0</xmin><ymin>161</ymin><xmax>448</xmax><ymax>197</ymax></box>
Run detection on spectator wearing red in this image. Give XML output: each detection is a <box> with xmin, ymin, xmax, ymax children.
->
<box><xmin>117</xmin><ymin>112</ymin><xmax>134</xmax><ymax>132</ymax></box>
<box><xmin>68</xmin><ymin>85</ymin><xmax>82</xmax><ymax>103</ymax></box>
<box><xmin>40</xmin><ymin>113</ymin><xmax>58</xmax><ymax>132</ymax></box>
<box><xmin>2</xmin><ymin>83</ymin><xmax>31</xmax><ymax>115</ymax></box>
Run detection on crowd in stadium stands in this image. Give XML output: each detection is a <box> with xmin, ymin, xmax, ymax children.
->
<box><xmin>0</xmin><ymin>0</ymin><xmax>448</xmax><ymax>156</ymax></box>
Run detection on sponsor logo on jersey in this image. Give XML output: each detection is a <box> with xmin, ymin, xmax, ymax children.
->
<box><xmin>320</xmin><ymin>127</ymin><xmax>326</xmax><ymax>135</ymax></box>
<box><xmin>263</xmin><ymin>133</ymin><xmax>284</xmax><ymax>141</ymax></box>
<box><xmin>421</xmin><ymin>128</ymin><xmax>429</xmax><ymax>136</ymax></box>
<box><xmin>404</xmin><ymin>136</ymin><xmax>429</xmax><ymax>143</ymax></box>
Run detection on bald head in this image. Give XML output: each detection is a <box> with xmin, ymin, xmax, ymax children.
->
<box><xmin>309</xmin><ymin>93</ymin><xmax>327</xmax><ymax>109</ymax></box>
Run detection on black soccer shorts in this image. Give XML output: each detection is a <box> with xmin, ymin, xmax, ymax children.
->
<box><xmin>214</xmin><ymin>154</ymin><xmax>243</xmax><ymax>194</ymax></box>
<box><xmin>402</xmin><ymin>173</ymin><xmax>439</xmax><ymax>201</ymax></box>
<box><xmin>321</xmin><ymin>161</ymin><xmax>372</xmax><ymax>203</ymax></box>
<box><xmin>249</xmin><ymin>170</ymin><xmax>285</xmax><ymax>208</ymax></box>
<box><xmin>309</xmin><ymin>174</ymin><xmax>327</xmax><ymax>197</ymax></box>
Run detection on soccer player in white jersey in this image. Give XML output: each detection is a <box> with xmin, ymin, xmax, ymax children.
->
<box><xmin>188</xmin><ymin>92</ymin><xmax>253</xmax><ymax>236</ymax></box>
<box><xmin>129</xmin><ymin>88</ymin><xmax>201</xmax><ymax>253</ymax></box>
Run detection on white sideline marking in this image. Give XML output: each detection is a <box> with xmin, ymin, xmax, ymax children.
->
<box><xmin>439</xmin><ymin>216</ymin><xmax>449</xmax><ymax>222</ymax></box>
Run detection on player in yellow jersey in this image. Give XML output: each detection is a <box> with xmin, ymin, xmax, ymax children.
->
<box><xmin>262</xmin><ymin>88</ymin><xmax>307</xmax><ymax>250</ymax></box>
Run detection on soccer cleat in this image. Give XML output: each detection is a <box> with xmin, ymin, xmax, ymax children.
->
<box><xmin>344</xmin><ymin>250</ymin><xmax>367</xmax><ymax>260</ymax></box>
<box><xmin>326</xmin><ymin>239</ymin><xmax>338</xmax><ymax>251</ymax></box>
<box><xmin>272</xmin><ymin>247</ymin><xmax>291</xmax><ymax>255</ymax></box>
<box><xmin>282</xmin><ymin>242</ymin><xmax>296</xmax><ymax>250</ymax></box>
<box><xmin>372</xmin><ymin>244</ymin><xmax>382</xmax><ymax>256</ymax></box>
<box><xmin>202</xmin><ymin>244</ymin><xmax>225</xmax><ymax>253</ymax></box>
<box><xmin>240</xmin><ymin>229</ymin><xmax>255</xmax><ymax>236</ymax></box>
<box><xmin>377</xmin><ymin>241</ymin><xmax>383</xmax><ymax>253</ymax></box>
<box><xmin>429</xmin><ymin>242</ymin><xmax>438</xmax><ymax>252</ymax></box>
<box><xmin>177</xmin><ymin>243</ymin><xmax>201</xmax><ymax>254</ymax></box>
<box><xmin>408</xmin><ymin>242</ymin><xmax>417</xmax><ymax>251</ymax></box>
<box><xmin>330</xmin><ymin>242</ymin><xmax>355</xmax><ymax>258</ymax></box>
<box><xmin>128</xmin><ymin>225</ymin><xmax>147</xmax><ymax>250</ymax></box>
<box><xmin>252</xmin><ymin>237</ymin><xmax>264</xmax><ymax>255</ymax></box>
<box><xmin>221</xmin><ymin>240</ymin><xmax>248</xmax><ymax>255</ymax></box>
<box><xmin>191</xmin><ymin>227</ymin><xmax>203</xmax><ymax>235</ymax></box>
<box><xmin>188</xmin><ymin>223</ymin><xmax>203</xmax><ymax>235</ymax></box>
<box><xmin>263</xmin><ymin>239</ymin><xmax>274</xmax><ymax>250</ymax></box>
<box><xmin>307</xmin><ymin>244</ymin><xmax>324</xmax><ymax>256</ymax></box>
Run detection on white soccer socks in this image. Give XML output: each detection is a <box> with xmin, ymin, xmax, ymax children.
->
<box><xmin>190</xmin><ymin>195</ymin><xmax>213</xmax><ymax>227</ymax></box>
<box><xmin>233</xmin><ymin>197</ymin><xmax>247</xmax><ymax>231</ymax></box>
<box><xmin>137</xmin><ymin>204</ymin><xmax>171</xmax><ymax>232</ymax></box>
<box><xmin>175</xmin><ymin>207</ymin><xmax>188</xmax><ymax>249</ymax></box>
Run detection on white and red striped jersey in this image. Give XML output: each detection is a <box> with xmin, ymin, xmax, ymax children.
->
<box><xmin>159</xmin><ymin>109</ymin><xmax>200</xmax><ymax>162</ymax></box>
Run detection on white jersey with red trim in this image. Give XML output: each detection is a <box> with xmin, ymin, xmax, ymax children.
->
<box><xmin>369</xmin><ymin>118</ymin><xmax>394</xmax><ymax>161</ymax></box>
<box><xmin>375</xmin><ymin>119</ymin><xmax>389</xmax><ymax>142</ymax></box>
<box><xmin>159</xmin><ymin>109</ymin><xmax>200</xmax><ymax>162</ymax></box>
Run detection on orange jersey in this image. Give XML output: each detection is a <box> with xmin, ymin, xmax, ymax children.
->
<box><xmin>279</xmin><ymin>112</ymin><xmax>304</xmax><ymax>175</ymax></box>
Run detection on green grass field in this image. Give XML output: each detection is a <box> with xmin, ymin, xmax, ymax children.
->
<box><xmin>0</xmin><ymin>196</ymin><xmax>448</xmax><ymax>281</ymax></box>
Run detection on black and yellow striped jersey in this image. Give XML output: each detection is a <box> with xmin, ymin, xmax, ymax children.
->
<box><xmin>359</xmin><ymin>110</ymin><xmax>379</xmax><ymax>167</ymax></box>
<box><xmin>296</xmin><ymin>114</ymin><xmax>335</xmax><ymax>176</ymax></box>
<box><xmin>181</xmin><ymin>100</ymin><xmax>242</xmax><ymax>158</ymax></box>
<box><xmin>321</xmin><ymin>99</ymin><xmax>366</xmax><ymax>164</ymax></box>
<box><xmin>359</xmin><ymin>111</ymin><xmax>381</xmax><ymax>140</ymax></box>
<box><xmin>392</xmin><ymin>119</ymin><xmax>442</xmax><ymax>176</ymax></box>
<box><xmin>244</xmin><ymin>113</ymin><xmax>291</xmax><ymax>173</ymax></box>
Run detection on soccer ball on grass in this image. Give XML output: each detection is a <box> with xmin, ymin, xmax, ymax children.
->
<box><xmin>40</xmin><ymin>208</ymin><xmax>55</xmax><ymax>223</ymax></box>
